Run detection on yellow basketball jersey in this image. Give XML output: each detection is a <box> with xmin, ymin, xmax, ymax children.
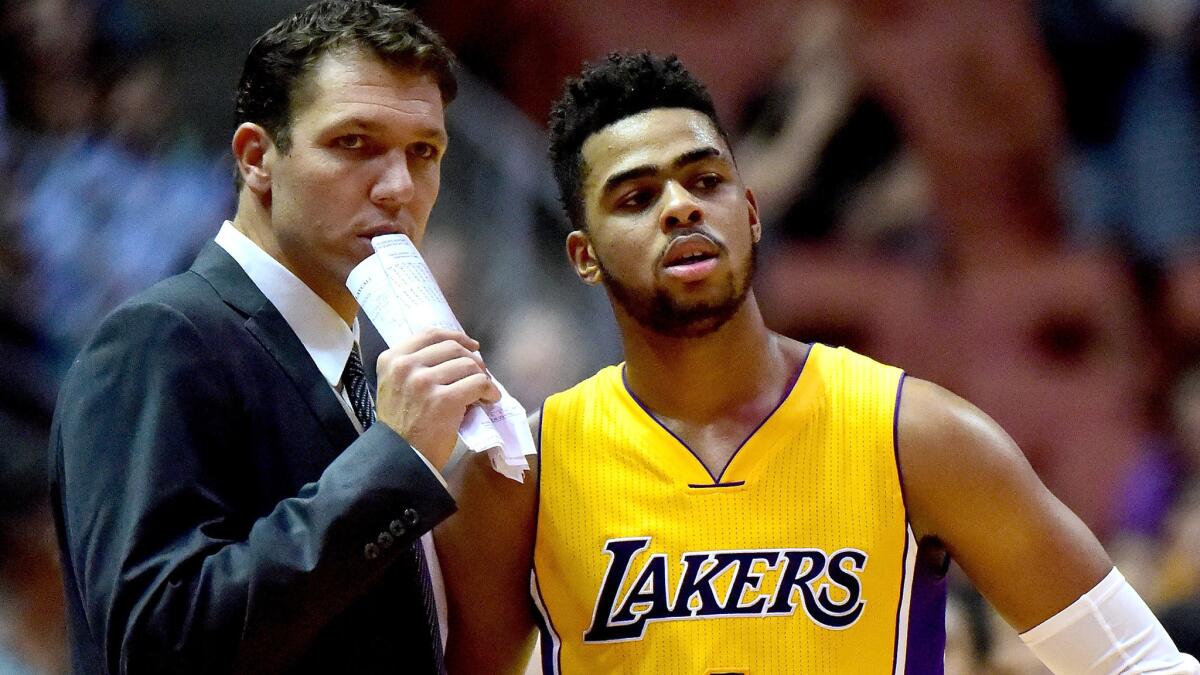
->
<box><xmin>532</xmin><ymin>343</ymin><xmax>946</xmax><ymax>675</ymax></box>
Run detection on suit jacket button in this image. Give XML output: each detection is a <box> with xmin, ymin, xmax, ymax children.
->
<box><xmin>389</xmin><ymin>519</ymin><xmax>406</xmax><ymax>537</ymax></box>
<box><xmin>377</xmin><ymin>532</ymin><xmax>395</xmax><ymax>549</ymax></box>
<box><xmin>403</xmin><ymin>508</ymin><xmax>419</xmax><ymax>526</ymax></box>
<box><xmin>364</xmin><ymin>543</ymin><xmax>380</xmax><ymax>560</ymax></box>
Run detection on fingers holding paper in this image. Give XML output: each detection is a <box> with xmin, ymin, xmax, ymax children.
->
<box><xmin>375</xmin><ymin>328</ymin><xmax>501</xmax><ymax>469</ymax></box>
<box><xmin>348</xmin><ymin>235</ymin><xmax>537</xmax><ymax>480</ymax></box>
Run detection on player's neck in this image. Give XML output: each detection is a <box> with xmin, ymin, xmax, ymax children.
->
<box><xmin>620</xmin><ymin>298</ymin><xmax>786</xmax><ymax>420</ymax></box>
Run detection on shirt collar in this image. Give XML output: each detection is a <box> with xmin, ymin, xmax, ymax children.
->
<box><xmin>215</xmin><ymin>221</ymin><xmax>358</xmax><ymax>388</ymax></box>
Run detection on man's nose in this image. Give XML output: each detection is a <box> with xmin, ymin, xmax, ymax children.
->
<box><xmin>659</xmin><ymin>181</ymin><xmax>702</xmax><ymax>231</ymax></box>
<box><xmin>370</xmin><ymin>152</ymin><xmax>415</xmax><ymax>209</ymax></box>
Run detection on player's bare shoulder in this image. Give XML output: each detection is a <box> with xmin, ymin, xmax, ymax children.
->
<box><xmin>897</xmin><ymin>378</ymin><xmax>1025</xmax><ymax>465</ymax></box>
<box><xmin>895</xmin><ymin>377</ymin><xmax>1038</xmax><ymax>541</ymax></box>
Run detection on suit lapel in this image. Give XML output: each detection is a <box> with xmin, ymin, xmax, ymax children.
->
<box><xmin>190</xmin><ymin>242</ymin><xmax>360</xmax><ymax>451</ymax></box>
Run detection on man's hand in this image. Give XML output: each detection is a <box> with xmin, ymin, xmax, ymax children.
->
<box><xmin>375</xmin><ymin>328</ymin><xmax>501</xmax><ymax>469</ymax></box>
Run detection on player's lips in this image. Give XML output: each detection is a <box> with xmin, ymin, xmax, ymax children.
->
<box><xmin>661</xmin><ymin>233</ymin><xmax>721</xmax><ymax>282</ymax></box>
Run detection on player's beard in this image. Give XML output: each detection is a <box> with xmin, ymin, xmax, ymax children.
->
<box><xmin>597</xmin><ymin>239</ymin><xmax>757</xmax><ymax>339</ymax></box>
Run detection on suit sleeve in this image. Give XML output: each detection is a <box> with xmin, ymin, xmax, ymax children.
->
<box><xmin>51</xmin><ymin>299</ymin><xmax>455</xmax><ymax>674</ymax></box>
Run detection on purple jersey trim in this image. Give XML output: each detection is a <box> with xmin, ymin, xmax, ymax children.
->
<box><xmin>531</xmin><ymin>409</ymin><xmax>560</xmax><ymax>674</ymax></box>
<box><xmin>889</xmin><ymin>373</ymin><xmax>948</xmax><ymax>673</ymax></box>
<box><xmin>890</xmin><ymin>535</ymin><xmax>912</xmax><ymax>674</ymax></box>
<box><xmin>890</xmin><ymin>374</ymin><xmax>911</xmax><ymax>674</ymax></box>
<box><xmin>892</xmin><ymin>373</ymin><xmax>911</xmax><ymax>514</ymax></box>
<box><xmin>532</xmin><ymin>572</ymin><xmax>562</xmax><ymax>675</ymax></box>
<box><xmin>532</xmin><ymin>405</ymin><xmax>545</xmax><ymax>578</ymax></box>
<box><xmin>905</xmin><ymin>553</ymin><xmax>948</xmax><ymax>674</ymax></box>
<box><xmin>620</xmin><ymin>343</ymin><xmax>813</xmax><ymax>485</ymax></box>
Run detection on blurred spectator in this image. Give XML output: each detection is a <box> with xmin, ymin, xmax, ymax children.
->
<box><xmin>0</xmin><ymin>0</ymin><xmax>102</xmax><ymax>136</ymax></box>
<box><xmin>1118</xmin><ymin>361</ymin><xmax>1200</xmax><ymax>540</ymax></box>
<box><xmin>843</xmin><ymin>0</ymin><xmax>1068</xmax><ymax>268</ymax></box>
<box><xmin>1047</xmin><ymin>0</ymin><xmax>1200</xmax><ymax>262</ymax></box>
<box><xmin>7</xmin><ymin>47</ymin><xmax>233</xmax><ymax>368</ymax></box>
<box><xmin>0</xmin><ymin>0</ymin><xmax>234</xmax><ymax>369</ymax></box>
<box><xmin>737</xmin><ymin>2</ymin><xmax>931</xmax><ymax>255</ymax></box>
<box><xmin>1135</xmin><ymin>365</ymin><xmax>1200</xmax><ymax>630</ymax></box>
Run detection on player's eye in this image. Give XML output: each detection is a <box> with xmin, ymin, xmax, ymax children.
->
<box><xmin>618</xmin><ymin>189</ymin><xmax>654</xmax><ymax>211</ymax></box>
<box><xmin>694</xmin><ymin>173</ymin><xmax>723</xmax><ymax>191</ymax></box>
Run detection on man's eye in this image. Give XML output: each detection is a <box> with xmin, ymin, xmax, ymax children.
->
<box><xmin>695</xmin><ymin>174</ymin><xmax>722</xmax><ymax>190</ymax></box>
<box><xmin>411</xmin><ymin>142</ymin><xmax>438</xmax><ymax>160</ymax></box>
<box><xmin>336</xmin><ymin>135</ymin><xmax>366</xmax><ymax>150</ymax></box>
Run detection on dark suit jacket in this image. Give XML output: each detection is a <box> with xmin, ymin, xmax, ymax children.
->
<box><xmin>49</xmin><ymin>242</ymin><xmax>456</xmax><ymax>674</ymax></box>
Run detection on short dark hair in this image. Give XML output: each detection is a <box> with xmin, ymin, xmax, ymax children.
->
<box><xmin>234</xmin><ymin>0</ymin><xmax>456</xmax><ymax>175</ymax></box>
<box><xmin>548</xmin><ymin>52</ymin><xmax>728</xmax><ymax>230</ymax></box>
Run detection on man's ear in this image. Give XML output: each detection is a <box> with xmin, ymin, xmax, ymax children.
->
<box><xmin>746</xmin><ymin>188</ymin><xmax>762</xmax><ymax>243</ymax></box>
<box><xmin>232</xmin><ymin>123</ymin><xmax>275</xmax><ymax>196</ymax></box>
<box><xmin>566</xmin><ymin>230</ymin><xmax>603</xmax><ymax>286</ymax></box>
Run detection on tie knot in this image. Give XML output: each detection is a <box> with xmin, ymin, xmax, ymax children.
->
<box><xmin>343</xmin><ymin>344</ymin><xmax>375</xmax><ymax>430</ymax></box>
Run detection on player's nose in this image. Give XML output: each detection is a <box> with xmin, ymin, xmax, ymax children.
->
<box><xmin>660</xmin><ymin>181</ymin><xmax>702</xmax><ymax>231</ymax></box>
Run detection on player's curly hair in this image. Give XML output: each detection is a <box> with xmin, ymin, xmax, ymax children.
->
<box><xmin>548</xmin><ymin>52</ymin><xmax>729</xmax><ymax>230</ymax></box>
<box><xmin>233</xmin><ymin>0</ymin><xmax>456</xmax><ymax>187</ymax></box>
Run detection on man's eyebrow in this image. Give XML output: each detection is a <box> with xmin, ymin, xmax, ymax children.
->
<box><xmin>329</xmin><ymin>117</ymin><xmax>448</xmax><ymax>145</ymax></box>
<box><xmin>600</xmin><ymin>146</ymin><xmax>723</xmax><ymax>195</ymax></box>
<box><xmin>413</xmin><ymin>126</ymin><xmax>449</xmax><ymax>145</ymax></box>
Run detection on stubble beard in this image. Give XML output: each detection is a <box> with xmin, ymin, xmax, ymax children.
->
<box><xmin>598</xmin><ymin>240</ymin><xmax>758</xmax><ymax>339</ymax></box>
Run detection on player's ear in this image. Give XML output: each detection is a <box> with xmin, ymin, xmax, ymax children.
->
<box><xmin>232</xmin><ymin>122</ymin><xmax>275</xmax><ymax>197</ymax></box>
<box><xmin>746</xmin><ymin>188</ymin><xmax>762</xmax><ymax>244</ymax></box>
<box><xmin>567</xmin><ymin>230</ymin><xmax>603</xmax><ymax>286</ymax></box>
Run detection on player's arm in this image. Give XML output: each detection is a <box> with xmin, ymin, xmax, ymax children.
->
<box><xmin>898</xmin><ymin>377</ymin><xmax>1199</xmax><ymax>673</ymax></box>
<box><xmin>437</xmin><ymin>411</ymin><xmax>541</xmax><ymax>675</ymax></box>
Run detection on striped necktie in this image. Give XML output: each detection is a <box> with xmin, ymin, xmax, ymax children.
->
<box><xmin>343</xmin><ymin>343</ymin><xmax>376</xmax><ymax>429</ymax></box>
<box><xmin>342</xmin><ymin>344</ymin><xmax>445</xmax><ymax>672</ymax></box>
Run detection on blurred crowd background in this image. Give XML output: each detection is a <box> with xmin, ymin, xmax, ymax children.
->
<box><xmin>1</xmin><ymin>0</ymin><xmax>1199</xmax><ymax>673</ymax></box>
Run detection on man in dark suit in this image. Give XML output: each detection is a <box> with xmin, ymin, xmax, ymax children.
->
<box><xmin>48</xmin><ymin>2</ymin><xmax>497</xmax><ymax>672</ymax></box>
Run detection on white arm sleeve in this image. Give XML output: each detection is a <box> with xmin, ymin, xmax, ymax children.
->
<box><xmin>1019</xmin><ymin>568</ymin><xmax>1200</xmax><ymax>674</ymax></box>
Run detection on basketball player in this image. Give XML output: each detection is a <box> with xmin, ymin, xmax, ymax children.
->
<box><xmin>436</xmin><ymin>53</ymin><xmax>1200</xmax><ymax>674</ymax></box>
